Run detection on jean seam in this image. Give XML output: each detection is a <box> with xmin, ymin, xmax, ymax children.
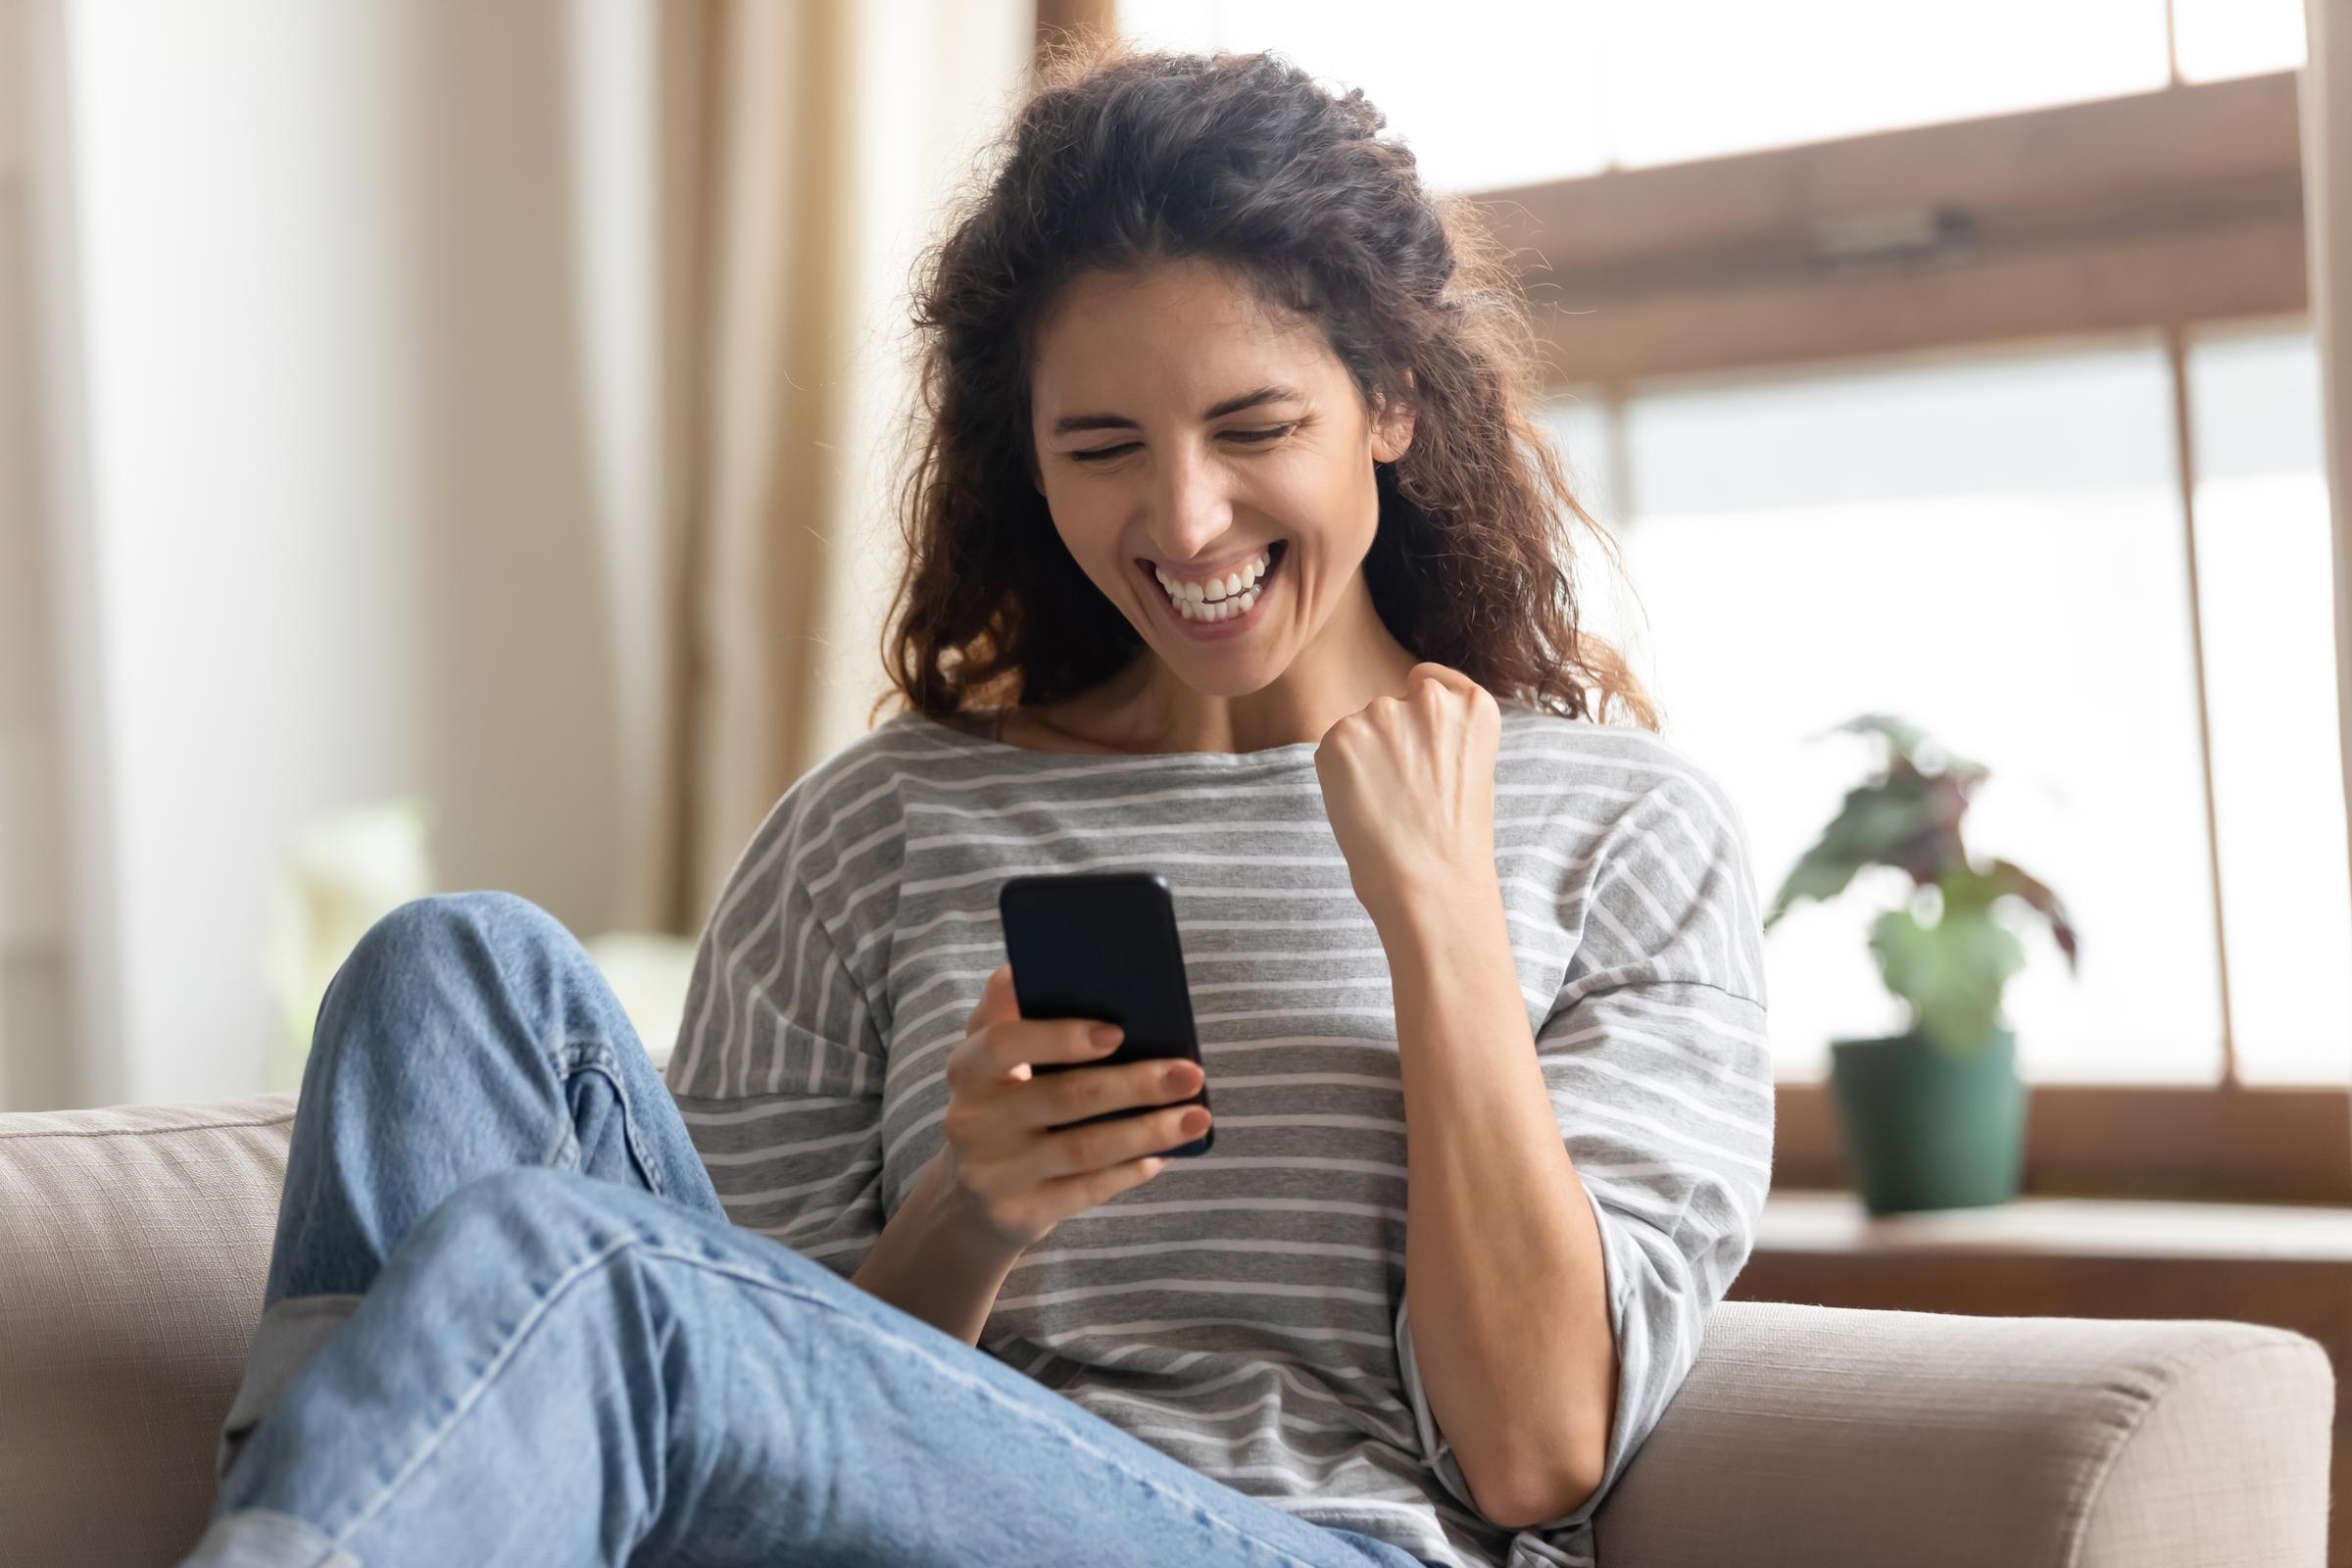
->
<box><xmin>328</xmin><ymin>1234</ymin><xmax>1337</xmax><ymax>1568</ymax></box>
<box><xmin>552</xmin><ymin>1040</ymin><xmax>665</xmax><ymax>1199</ymax></box>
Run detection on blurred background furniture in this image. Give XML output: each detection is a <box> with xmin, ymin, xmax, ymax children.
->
<box><xmin>1</xmin><ymin>1091</ymin><xmax>2332</xmax><ymax>1568</ymax></box>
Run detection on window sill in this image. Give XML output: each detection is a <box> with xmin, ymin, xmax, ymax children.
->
<box><xmin>1757</xmin><ymin>1190</ymin><xmax>2352</xmax><ymax>1264</ymax></box>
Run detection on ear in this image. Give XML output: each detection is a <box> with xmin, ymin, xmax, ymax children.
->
<box><xmin>1371</xmin><ymin>372</ymin><xmax>1417</xmax><ymax>464</ymax></box>
<box><xmin>1371</xmin><ymin>397</ymin><xmax>1416</xmax><ymax>465</ymax></box>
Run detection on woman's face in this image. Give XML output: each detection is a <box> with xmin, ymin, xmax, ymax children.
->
<box><xmin>1027</xmin><ymin>258</ymin><xmax>1413</xmax><ymax>697</ymax></box>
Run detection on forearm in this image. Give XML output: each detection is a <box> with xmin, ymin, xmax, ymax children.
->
<box><xmin>849</xmin><ymin>1150</ymin><xmax>1020</xmax><ymax>1345</ymax></box>
<box><xmin>1380</xmin><ymin>874</ymin><xmax>1617</xmax><ymax>1528</ymax></box>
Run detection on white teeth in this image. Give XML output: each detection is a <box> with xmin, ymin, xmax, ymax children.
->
<box><xmin>1151</xmin><ymin>547</ymin><xmax>1280</xmax><ymax>623</ymax></box>
<box><xmin>1171</xmin><ymin>582</ymin><xmax>1261</xmax><ymax>623</ymax></box>
<box><xmin>1153</xmin><ymin>549</ymin><xmax>1271</xmax><ymax>606</ymax></box>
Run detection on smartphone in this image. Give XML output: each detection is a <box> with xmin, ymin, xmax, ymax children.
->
<box><xmin>996</xmin><ymin>870</ymin><xmax>1212</xmax><ymax>1157</ymax></box>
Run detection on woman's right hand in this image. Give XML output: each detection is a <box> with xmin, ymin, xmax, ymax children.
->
<box><xmin>935</xmin><ymin>962</ymin><xmax>1210</xmax><ymax>1257</ymax></box>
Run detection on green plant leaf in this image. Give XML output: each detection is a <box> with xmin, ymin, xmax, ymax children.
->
<box><xmin>1984</xmin><ymin>858</ymin><xmax>2082</xmax><ymax>971</ymax></box>
<box><xmin>1868</xmin><ymin>904</ymin><xmax>2026</xmax><ymax>1052</ymax></box>
<box><xmin>1765</xmin><ymin>776</ymin><xmax>1941</xmax><ymax>927</ymax></box>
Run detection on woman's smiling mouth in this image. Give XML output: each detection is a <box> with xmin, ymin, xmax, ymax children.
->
<box><xmin>1141</xmin><ymin>540</ymin><xmax>1288</xmax><ymax>628</ymax></box>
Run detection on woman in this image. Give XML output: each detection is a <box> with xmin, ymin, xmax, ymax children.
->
<box><xmin>185</xmin><ymin>46</ymin><xmax>1770</xmax><ymax>1568</ymax></box>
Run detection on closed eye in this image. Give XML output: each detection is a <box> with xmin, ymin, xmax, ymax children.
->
<box><xmin>1067</xmin><ymin>425</ymin><xmax>1298</xmax><ymax>465</ymax></box>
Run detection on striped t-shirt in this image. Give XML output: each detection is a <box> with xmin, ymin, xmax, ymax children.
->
<box><xmin>662</xmin><ymin>695</ymin><xmax>1773</xmax><ymax>1568</ymax></box>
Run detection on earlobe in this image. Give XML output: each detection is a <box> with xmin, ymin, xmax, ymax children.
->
<box><xmin>1375</xmin><ymin>410</ymin><xmax>1417</xmax><ymax>465</ymax></box>
<box><xmin>1371</xmin><ymin>379</ymin><xmax>1418</xmax><ymax>465</ymax></box>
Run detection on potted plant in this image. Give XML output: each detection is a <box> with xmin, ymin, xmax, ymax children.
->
<box><xmin>1766</xmin><ymin>714</ymin><xmax>2081</xmax><ymax>1214</ymax></box>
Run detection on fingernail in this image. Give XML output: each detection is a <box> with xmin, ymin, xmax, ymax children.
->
<box><xmin>1162</xmin><ymin>1061</ymin><xmax>1196</xmax><ymax>1088</ymax></box>
<box><xmin>1090</xmin><ymin>1024</ymin><xmax>1123</xmax><ymax>1051</ymax></box>
<box><xmin>1180</xmin><ymin>1109</ymin><xmax>1209</xmax><ymax>1136</ymax></box>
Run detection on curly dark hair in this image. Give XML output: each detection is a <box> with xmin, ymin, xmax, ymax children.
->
<box><xmin>873</xmin><ymin>41</ymin><xmax>1656</xmax><ymax>731</ymax></box>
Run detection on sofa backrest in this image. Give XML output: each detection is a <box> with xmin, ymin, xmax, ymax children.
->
<box><xmin>0</xmin><ymin>1093</ymin><xmax>297</xmax><ymax>1566</ymax></box>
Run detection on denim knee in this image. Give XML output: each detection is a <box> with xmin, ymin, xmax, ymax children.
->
<box><xmin>341</xmin><ymin>891</ymin><xmax>571</xmax><ymax>989</ymax></box>
<box><xmin>312</xmin><ymin>892</ymin><xmax>583</xmax><ymax>1076</ymax></box>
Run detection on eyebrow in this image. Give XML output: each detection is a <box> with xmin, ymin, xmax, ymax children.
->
<box><xmin>1050</xmin><ymin>384</ymin><xmax>1303</xmax><ymax>438</ymax></box>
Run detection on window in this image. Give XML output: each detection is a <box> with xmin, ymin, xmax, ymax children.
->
<box><xmin>1553</xmin><ymin>325</ymin><xmax>2352</xmax><ymax>1093</ymax></box>
<box><xmin>2186</xmin><ymin>323</ymin><xmax>2352</xmax><ymax>1084</ymax></box>
<box><xmin>1554</xmin><ymin>339</ymin><xmax>2231</xmax><ymax>1085</ymax></box>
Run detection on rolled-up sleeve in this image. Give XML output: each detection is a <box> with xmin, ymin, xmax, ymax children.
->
<box><xmin>1397</xmin><ymin>766</ymin><xmax>1773</xmax><ymax>1538</ymax></box>
<box><xmin>662</xmin><ymin>787</ymin><xmax>893</xmax><ymax>1276</ymax></box>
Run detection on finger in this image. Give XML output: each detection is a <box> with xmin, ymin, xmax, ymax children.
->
<box><xmin>1038</xmin><ymin>1101</ymin><xmax>1212</xmax><ymax>1179</ymax></box>
<box><xmin>979</xmin><ymin>1014</ymin><xmax>1123</xmax><ymax>1084</ymax></box>
<box><xmin>1010</xmin><ymin>1056</ymin><xmax>1204</xmax><ymax>1132</ymax></box>
<box><xmin>1036</xmin><ymin>1152</ymin><xmax>1172</xmax><ymax>1221</ymax></box>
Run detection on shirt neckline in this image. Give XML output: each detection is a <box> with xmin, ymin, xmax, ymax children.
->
<box><xmin>903</xmin><ymin>707</ymin><xmax>1326</xmax><ymax>765</ymax></box>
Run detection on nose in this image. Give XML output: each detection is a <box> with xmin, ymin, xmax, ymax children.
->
<box><xmin>1145</xmin><ymin>439</ymin><xmax>1234</xmax><ymax>564</ymax></box>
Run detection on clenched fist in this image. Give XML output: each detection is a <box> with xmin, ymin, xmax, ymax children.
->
<box><xmin>1313</xmin><ymin>662</ymin><xmax>1502</xmax><ymax>931</ymax></box>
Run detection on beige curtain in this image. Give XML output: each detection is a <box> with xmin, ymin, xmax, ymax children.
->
<box><xmin>654</xmin><ymin>0</ymin><xmax>1037</xmax><ymax>930</ymax></box>
<box><xmin>2303</xmin><ymin>0</ymin><xmax>2352</xmax><ymax>1102</ymax></box>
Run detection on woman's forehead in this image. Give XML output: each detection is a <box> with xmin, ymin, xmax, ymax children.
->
<box><xmin>1031</xmin><ymin>266</ymin><xmax>1338</xmax><ymax>416</ymax></box>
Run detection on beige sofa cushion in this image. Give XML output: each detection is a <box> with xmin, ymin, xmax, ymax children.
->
<box><xmin>1593</xmin><ymin>1300</ymin><xmax>2335</xmax><ymax>1567</ymax></box>
<box><xmin>0</xmin><ymin>1093</ymin><xmax>296</xmax><ymax>1565</ymax></box>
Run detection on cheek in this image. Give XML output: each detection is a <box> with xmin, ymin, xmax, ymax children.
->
<box><xmin>1043</xmin><ymin>487</ymin><xmax>1122</xmax><ymax>571</ymax></box>
<box><xmin>1284</xmin><ymin>457</ymin><xmax>1382</xmax><ymax>559</ymax></box>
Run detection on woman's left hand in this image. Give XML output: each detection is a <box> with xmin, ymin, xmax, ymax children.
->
<box><xmin>1314</xmin><ymin>662</ymin><xmax>1503</xmax><ymax>931</ymax></box>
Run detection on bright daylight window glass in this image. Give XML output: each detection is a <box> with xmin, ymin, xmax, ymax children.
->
<box><xmin>1602</xmin><ymin>0</ymin><xmax>2169</xmax><ymax>169</ymax></box>
<box><xmin>2186</xmin><ymin>323</ymin><xmax>2352</xmax><ymax>1086</ymax></box>
<box><xmin>2172</xmin><ymin>0</ymin><xmax>2307</xmax><ymax>82</ymax></box>
<box><xmin>1115</xmin><ymin>0</ymin><xmax>1610</xmax><ymax>193</ymax></box>
<box><xmin>1118</xmin><ymin>0</ymin><xmax>2219</xmax><ymax>189</ymax></box>
<box><xmin>1550</xmin><ymin>340</ymin><xmax>2229</xmax><ymax>1084</ymax></box>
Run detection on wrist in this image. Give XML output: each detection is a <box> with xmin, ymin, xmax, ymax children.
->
<box><xmin>906</xmin><ymin>1149</ymin><xmax>1026</xmax><ymax>1273</ymax></box>
<box><xmin>1365</xmin><ymin>863</ymin><xmax>1504</xmax><ymax>949</ymax></box>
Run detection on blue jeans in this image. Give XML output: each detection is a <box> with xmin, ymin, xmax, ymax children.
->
<box><xmin>183</xmin><ymin>892</ymin><xmax>1436</xmax><ymax>1568</ymax></box>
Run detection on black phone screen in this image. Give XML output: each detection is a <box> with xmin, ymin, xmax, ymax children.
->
<box><xmin>996</xmin><ymin>870</ymin><xmax>1212</xmax><ymax>1156</ymax></box>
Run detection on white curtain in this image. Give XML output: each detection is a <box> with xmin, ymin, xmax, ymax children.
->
<box><xmin>658</xmin><ymin>0</ymin><xmax>1035</xmax><ymax>930</ymax></box>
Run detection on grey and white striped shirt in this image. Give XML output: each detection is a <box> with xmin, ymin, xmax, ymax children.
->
<box><xmin>662</xmin><ymin>695</ymin><xmax>1772</xmax><ymax>1568</ymax></box>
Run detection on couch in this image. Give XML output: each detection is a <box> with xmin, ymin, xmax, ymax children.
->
<box><xmin>1</xmin><ymin>1092</ymin><xmax>2335</xmax><ymax>1567</ymax></box>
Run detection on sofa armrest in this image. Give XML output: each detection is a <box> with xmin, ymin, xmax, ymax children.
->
<box><xmin>1592</xmin><ymin>1299</ymin><xmax>2332</xmax><ymax>1568</ymax></box>
<box><xmin>0</xmin><ymin>1093</ymin><xmax>299</xmax><ymax>1565</ymax></box>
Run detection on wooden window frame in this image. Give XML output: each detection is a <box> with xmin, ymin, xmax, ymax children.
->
<box><xmin>1467</xmin><ymin>71</ymin><xmax>2347</xmax><ymax>1202</ymax></box>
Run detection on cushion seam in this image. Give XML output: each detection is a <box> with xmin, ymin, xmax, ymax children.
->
<box><xmin>0</xmin><ymin>1114</ymin><xmax>297</xmax><ymax>1142</ymax></box>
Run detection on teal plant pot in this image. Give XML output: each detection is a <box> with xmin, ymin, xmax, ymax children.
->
<box><xmin>1827</xmin><ymin>1026</ymin><xmax>2025</xmax><ymax>1214</ymax></box>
